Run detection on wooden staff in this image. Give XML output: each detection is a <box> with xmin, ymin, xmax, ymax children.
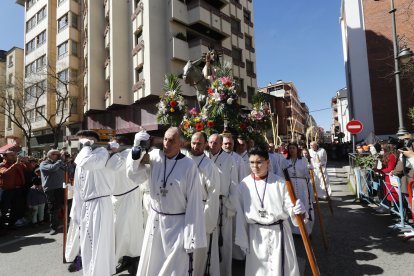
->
<box><xmin>309</xmin><ymin>167</ymin><xmax>329</xmax><ymax>251</ymax></box>
<box><xmin>63</xmin><ymin>167</ymin><xmax>69</xmax><ymax>263</ymax></box>
<box><xmin>283</xmin><ymin>169</ymin><xmax>320</xmax><ymax>276</ymax></box>
<box><xmin>316</xmin><ymin>154</ymin><xmax>334</xmax><ymax>215</ymax></box>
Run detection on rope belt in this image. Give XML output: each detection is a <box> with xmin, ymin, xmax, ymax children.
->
<box><xmin>255</xmin><ymin>219</ymin><xmax>285</xmax><ymax>275</ymax></box>
<box><xmin>84</xmin><ymin>194</ymin><xmax>110</xmax><ymax>202</ymax></box>
<box><xmin>151</xmin><ymin>206</ymin><xmax>185</xmax><ymax>216</ymax></box>
<box><xmin>113</xmin><ymin>185</ymin><xmax>139</xmax><ymax>197</ymax></box>
<box><xmin>218</xmin><ymin>195</ymin><xmax>225</xmax><ymax>262</ymax></box>
<box><xmin>204</xmin><ymin>233</ymin><xmax>213</xmax><ymax>276</ymax></box>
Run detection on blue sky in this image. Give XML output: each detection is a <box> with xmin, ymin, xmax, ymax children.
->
<box><xmin>0</xmin><ymin>1</ymin><xmax>345</xmax><ymax>131</ymax></box>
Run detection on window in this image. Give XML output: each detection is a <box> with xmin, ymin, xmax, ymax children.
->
<box><xmin>58</xmin><ymin>14</ymin><xmax>68</xmax><ymax>32</ymax></box>
<box><xmin>71</xmin><ymin>41</ymin><xmax>78</xmax><ymax>56</ymax></box>
<box><xmin>26</xmin><ymin>38</ymin><xmax>36</xmax><ymax>54</ymax></box>
<box><xmin>37</xmin><ymin>6</ymin><xmax>47</xmax><ymax>22</ymax></box>
<box><xmin>70</xmin><ymin>97</ymin><xmax>78</xmax><ymax>113</ymax></box>
<box><xmin>36</xmin><ymin>80</ymin><xmax>46</xmax><ymax>96</ymax></box>
<box><xmin>8</xmin><ymin>74</ymin><xmax>13</xmax><ymax>85</ymax></box>
<box><xmin>246</xmin><ymin>60</ymin><xmax>254</xmax><ymax>75</ymax></box>
<box><xmin>36</xmin><ymin>30</ymin><xmax>46</xmax><ymax>46</ymax></box>
<box><xmin>57</xmin><ymin>41</ymin><xmax>68</xmax><ymax>59</ymax></box>
<box><xmin>36</xmin><ymin>105</ymin><xmax>45</xmax><ymax>121</ymax></box>
<box><xmin>135</xmin><ymin>67</ymin><xmax>143</xmax><ymax>83</ymax></box>
<box><xmin>231</xmin><ymin>17</ymin><xmax>241</xmax><ymax>34</ymax></box>
<box><xmin>247</xmin><ymin>86</ymin><xmax>255</xmax><ymax>104</ymax></box>
<box><xmin>135</xmin><ymin>0</ymin><xmax>141</xmax><ymax>10</ymax></box>
<box><xmin>232</xmin><ymin>47</ymin><xmax>242</xmax><ymax>62</ymax></box>
<box><xmin>135</xmin><ymin>30</ymin><xmax>143</xmax><ymax>46</ymax></box>
<box><xmin>236</xmin><ymin>78</ymin><xmax>244</xmax><ymax>96</ymax></box>
<box><xmin>36</xmin><ymin>55</ymin><xmax>47</xmax><ymax>71</ymax></box>
<box><xmin>27</xmin><ymin>0</ymin><xmax>37</xmax><ymax>10</ymax></box>
<box><xmin>26</xmin><ymin>15</ymin><xmax>37</xmax><ymax>32</ymax></box>
<box><xmin>58</xmin><ymin>0</ymin><xmax>67</xmax><ymax>5</ymax></box>
<box><xmin>25</xmin><ymin>62</ymin><xmax>36</xmax><ymax>76</ymax></box>
<box><xmin>58</xmin><ymin>69</ymin><xmax>68</xmax><ymax>83</ymax></box>
<box><xmin>71</xmin><ymin>13</ymin><xmax>78</xmax><ymax>29</ymax></box>
<box><xmin>8</xmin><ymin>56</ymin><xmax>13</xmax><ymax>67</ymax></box>
<box><xmin>243</xmin><ymin>9</ymin><xmax>251</xmax><ymax>23</ymax></box>
<box><xmin>245</xmin><ymin>34</ymin><xmax>253</xmax><ymax>49</ymax></box>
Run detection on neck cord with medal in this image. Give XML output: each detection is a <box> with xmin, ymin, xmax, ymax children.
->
<box><xmin>213</xmin><ymin>148</ymin><xmax>223</xmax><ymax>164</ymax></box>
<box><xmin>253</xmin><ymin>174</ymin><xmax>269</xmax><ymax>218</ymax></box>
<box><xmin>160</xmin><ymin>153</ymin><xmax>179</xmax><ymax>196</ymax></box>
<box><xmin>197</xmin><ymin>154</ymin><xmax>206</xmax><ymax>169</ymax></box>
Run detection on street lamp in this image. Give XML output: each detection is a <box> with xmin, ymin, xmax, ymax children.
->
<box><xmin>390</xmin><ymin>0</ymin><xmax>414</xmax><ymax>136</ymax></box>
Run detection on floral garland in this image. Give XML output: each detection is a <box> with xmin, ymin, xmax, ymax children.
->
<box><xmin>156</xmin><ymin>74</ymin><xmax>187</xmax><ymax>127</ymax></box>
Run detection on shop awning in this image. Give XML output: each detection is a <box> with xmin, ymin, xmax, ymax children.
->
<box><xmin>0</xmin><ymin>144</ymin><xmax>20</xmax><ymax>154</ymax></box>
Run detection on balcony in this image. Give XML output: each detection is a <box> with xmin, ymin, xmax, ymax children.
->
<box><xmin>132</xmin><ymin>79</ymin><xmax>145</xmax><ymax>102</ymax></box>
<box><xmin>105</xmin><ymin>0</ymin><xmax>109</xmax><ymax>18</ymax></box>
<box><xmin>170</xmin><ymin>0</ymin><xmax>188</xmax><ymax>24</ymax></box>
<box><xmin>171</xmin><ymin>37</ymin><xmax>189</xmax><ymax>61</ymax></box>
<box><xmin>187</xmin><ymin>0</ymin><xmax>230</xmax><ymax>39</ymax></box>
<box><xmin>104</xmin><ymin>27</ymin><xmax>110</xmax><ymax>49</ymax></box>
<box><xmin>132</xmin><ymin>2</ymin><xmax>144</xmax><ymax>32</ymax></box>
<box><xmin>83</xmin><ymin>40</ymin><xmax>88</xmax><ymax>57</ymax></box>
<box><xmin>133</xmin><ymin>46</ymin><xmax>144</xmax><ymax>69</ymax></box>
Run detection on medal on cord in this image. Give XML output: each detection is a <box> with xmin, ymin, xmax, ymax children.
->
<box><xmin>253</xmin><ymin>175</ymin><xmax>269</xmax><ymax>218</ymax></box>
<box><xmin>160</xmin><ymin>155</ymin><xmax>178</xmax><ymax>197</ymax></box>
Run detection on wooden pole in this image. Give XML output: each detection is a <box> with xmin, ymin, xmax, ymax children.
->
<box><xmin>283</xmin><ymin>169</ymin><xmax>320</xmax><ymax>276</ymax></box>
<box><xmin>63</xmin><ymin>167</ymin><xmax>69</xmax><ymax>263</ymax></box>
<box><xmin>309</xmin><ymin>168</ymin><xmax>329</xmax><ymax>250</ymax></box>
<box><xmin>316</xmin><ymin>154</ymin><xmax>334</xmax><ymax>215</ymax></box>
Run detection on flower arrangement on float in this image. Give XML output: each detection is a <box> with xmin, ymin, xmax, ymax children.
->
<box><xmin>156</xmin><ymin>74</ymin><xmax>187</xmax><ymax>126</ymax></box>
<box><xmin>180</xmin><ymin>108</ymin><xmax>217</xmax><ymax>139</ymax></box>
<box><xmin>249</xmin><ymin>102</ymin><xmax>272</xmax><ymax>133</ymax></box>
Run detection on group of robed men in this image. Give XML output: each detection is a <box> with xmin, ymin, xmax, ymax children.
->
<box><xmin>67</xmin><ymin>128</ymin><xmax>331</xmax><ymax>276</ymax></box>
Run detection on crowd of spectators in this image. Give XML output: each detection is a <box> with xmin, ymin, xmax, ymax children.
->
<box><xmin>0</xmin><ymin>149</ymin><xmax>76</xmax><ymax>236</ymax></box>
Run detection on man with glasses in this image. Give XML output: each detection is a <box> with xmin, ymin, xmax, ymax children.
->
<box><xmin>39</xmin><ymin>149</ymin><xmax>65</xmax><ymax>235</ymax></box>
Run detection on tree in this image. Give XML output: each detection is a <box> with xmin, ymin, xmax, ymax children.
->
<box><xmin>0</xmin><ymin>63</ymin><xmax>79</xmax><ymax>154</ymax></box>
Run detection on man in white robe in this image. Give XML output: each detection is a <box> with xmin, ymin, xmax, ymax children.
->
<box><xmin>236</xmin><ymin>147</ymin><xmax>307</xmax><ymax>276</ymax></box>
<box><xmin>207</xmin><ymin>133</ymin><xmax>238</xmax><ymax>276</ymax></box>
<box><xmin>235</xmin><ymin>136</ymin><xmax>251</xmax><ymax>174</ymax></box>
<box><xmin>106</xmin><ymin>142</ymin><xmax>145</xmax><ymax>274</ymax></box>
<box><xmin>221</xmin><ymin>132</ymin><xmax>248</xmax><ymax>261</ymax></box>
<box><xmin>268</xmin><ymin>144</ymin><xmax>288</xmax><ymax>178</ymax></box>
<box><xmin>127</xmin><ymin>127</ymin><xmax>207</xmax><ymax>276</ymax></box>
<box><xmin>309</xmin><ymin>142</ymin><xmax>331</xmax><ymax>198</ymax></box>
<box><xmin>71</xmin><ymin>130</ymin><xmax>116</xmax><ymax>276</ymax></box>
<box><xmin>187</xmin><ymin>132</ymin><xmax>220</xmax><ymax>276</ymax></box>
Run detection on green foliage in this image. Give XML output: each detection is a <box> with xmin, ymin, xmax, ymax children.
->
<box><xmin>355</xmin><ymin>154</ymin><xmax>379</xmax><ymax>169</ymax></box>
<box><xmin>408</xmin><ymin>107</ymin><xmax>414</xmax><ymax>125</ymax></box>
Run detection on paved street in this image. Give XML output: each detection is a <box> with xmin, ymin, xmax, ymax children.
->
<box><xmin>1</xmin><ymin>162</ymin><xmax>414</xmax><ymax>275</ymax></box>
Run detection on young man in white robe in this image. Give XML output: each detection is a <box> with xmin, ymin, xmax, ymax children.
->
<box><xmin>71</xmin><ymin>130</ymin><xmax>116</xmax><ymax>276</ymax></box>
<box><xmin>127</xmin><ymin>127</ymin><xmax>207</xmax><ymax>276</ymax></box>
<box><xmin>309</xmin><ymin>141</ymin><xmax>331</xmax><ymax>198</ymax></box>
<box><xmin>106</xmin><ymin>141</ymin><xmax>145</xmax><ymax>274</ymax></box>
<box><xmin>236</xmin><ymin>146</ymin><xmax>307</xmax><ymax>276</ymax></box>
<box><xmin>187</xmin><ymin>132</ymin><xmax>221</xmax><ymax>276</ymax></box>
<box><xmin>286</xmin><ymin>143</ymin><xmax>314</xmax><ymax>235</ymax></box>
<box><xmin>207</xmin><ymin>133</ymin><xmax>239</xmax><ymax>276</ymax></box>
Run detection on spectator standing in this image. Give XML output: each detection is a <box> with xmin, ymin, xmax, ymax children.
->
<box><xmin>0</xmin><ymin>151</ymin><xmax>31</xmax><ymax>229</ymax></box>
<box><xmin>40</xmin><ymin>149</ymin><xmax>65</xmax><ymax>235</ymax></box>
<box><xmin>27</xmin><ymin>170</ymin><xmax>47</xmax><ymax>225</ymax></box>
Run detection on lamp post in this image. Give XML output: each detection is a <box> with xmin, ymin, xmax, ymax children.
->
<box><xmin>390</xmin><ymin>0</ymin><xmax>414</xmax><ymax>135</ymax></box>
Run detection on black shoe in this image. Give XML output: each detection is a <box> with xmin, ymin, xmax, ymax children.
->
<box><xmin>68</xmin><ymin>256</ymin><xmax>82</xmax><ymax>272</ymax></box>
<box><xmin>49</xmin><ymin>229</ymin><xmax>58</xmax><ymax>235</ymax></box>
<box><xmin>116</xmin><ymin>257</ymin><xmax>131</xmax><ymax>274</ymax></box>
<box><xmin>127</xmin><ymin>257</ymin><xmax>140</xmax><ymax>275</ymax></box>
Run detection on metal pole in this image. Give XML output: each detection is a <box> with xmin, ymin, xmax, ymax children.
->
<box><xmin>390</xmin><ymin>0</ymin><xmax>408</xmax><ymax>135</ymax></box>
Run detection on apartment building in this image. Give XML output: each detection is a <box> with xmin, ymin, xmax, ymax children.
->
<box><xmin>0</xmin><ymin>51</ymin><xmax>6</xmax><ymax>144</ymax></box>
<box><xmin>4</xmin><ymin>47</ymin><xmax>25</xmax><ymax>146</ymax></box>
<box><xmin>331</xmin><ymin>87</ymin><xmax>350</xmax><ymax>143</ymax></box>
<box><xmin>259</xmin><ymin>81</ymin><xmax>310</xmax><ymax>142</ymax></box>
<box><xmin>83</xmin><ymin>0</ymin><xmax>258</xmax><ymax>136</ymax></box>
<box><xmin>14</xmin><ymin>0</ymin><xmax>257</xmax><ymax>150</ymax></box>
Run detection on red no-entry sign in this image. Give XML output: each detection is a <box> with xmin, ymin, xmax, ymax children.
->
<box><xmin>346</xmin><ymin>120</ymin><xmax>363</xmax><ymax>134</ymax></box>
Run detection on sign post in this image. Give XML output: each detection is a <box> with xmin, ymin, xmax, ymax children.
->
<box><xmin>346</xmin><ymin>120</ymin><xmax>363</xmax><ymax>153</ymax></box>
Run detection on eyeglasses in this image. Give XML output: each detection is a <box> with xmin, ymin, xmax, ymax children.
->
<box><xmin>249</xmin><ymin>160</ymin><xmax>266</xmax><ymax>166</ymax></box>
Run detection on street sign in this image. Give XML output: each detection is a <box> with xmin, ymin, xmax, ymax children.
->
<box><xmin>346</xmin><ymin>120</ymin><xmax>363</xmax><ymax>134</ymax></box>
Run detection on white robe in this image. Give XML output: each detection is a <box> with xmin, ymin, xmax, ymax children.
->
<box><xmin>207</xmin><ymin>149</ymin><xmax>238</xmax><ymax>276</ymax></box>
<box><xmin>309</xmin><ymin>148</ymin><xmax>332</xmax><ymax>198</ymax></box>
<box><xmin>72</xmin><ymin>146</ymin><xmax>116</xmax><ymax>276</ymax></box>
<box><xmin>236</xmin><ymin>173</ymin><xmax>300</xmax><ymax>276</ymax></box>
<box><xmin>286</xmin><ymin>158</ymin><xmax>314</xmax><ymax>235</ymax></box>
<box><xmin>269</xmin><ymin>152</ymin><xmax>288</xmax><ymax>178</ymax></box>
<box><xmin>106</xmin><ymin>149</ymin><xmax>146</xmax><ymax>261</ymax></box>
<box><xmin>187</xmin><ymin>153</ymin><xmax>221</xmax><ymax>276</ymax></box>
<box><xmin>238</xmin><ymin>150</ymin><xmax>251</xmax><ymax>175</ymax></box>
<box><xmin>127</xmin><ymin>149</ymin><xmax>207</xmax><ymax>276</ymax></box>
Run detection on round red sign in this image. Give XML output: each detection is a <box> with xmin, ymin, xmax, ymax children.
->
<box><xmin>346</xmin><ymin>120</ymin><xmax>363</xmax><ymax>134</ymax></box>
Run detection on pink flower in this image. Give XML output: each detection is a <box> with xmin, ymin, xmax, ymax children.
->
<box><xmin>189</xmin><ymin>107</ymin><xmax>198</xmax><ymax>116</ymax></box>
<box><xmin>220</xmin><ymin>77</ymin><xmax>233</xmax><ymax>87</ymax></box>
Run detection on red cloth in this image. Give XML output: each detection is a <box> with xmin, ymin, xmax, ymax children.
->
<box><xmin>0</xmin><ymin>161</ymin><xmax>27</xmax><ymax>190</ymax></box>
<box><xmin>381</xmin><ymin>153</ymin><xmax>398</xmax><ymax>202</ymax></box>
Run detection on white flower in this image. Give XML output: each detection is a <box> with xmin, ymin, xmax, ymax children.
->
<box><xmin>227</xmin><ymin>98</ymin><xmax>234</xmax><ymax>105</ymax></box>
<box><xmin>213</xmin><ymin>92</ymin><xmax>221</xmax><ymax>102</ymax></box>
